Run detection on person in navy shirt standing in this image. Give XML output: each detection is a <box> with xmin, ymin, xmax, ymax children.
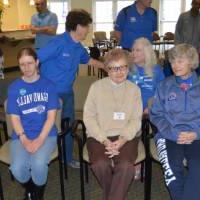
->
<box><xmin>37</xmin><ymin>9</ymin><xmax>104</xmax><ymax>168</ymax></box>
<box><xmin>150</xmin><ymin>44</ymin><xmax>200</xmax><ymax>200</ymax></box>
<box><xmin>7</xmin><ymin>47</ymin><xmax>60</xmax><ymax>199</ymax></box>
<box><xmin>114</xmin><ymin>0</ymin><xmax>157</xmax><ymax>51</ymax></box>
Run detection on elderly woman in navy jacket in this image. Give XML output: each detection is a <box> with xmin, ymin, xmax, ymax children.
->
<box><xmin>150</xmin><ymin>44</ymin><xmax>200</xmax><ymax>200</ymax></box>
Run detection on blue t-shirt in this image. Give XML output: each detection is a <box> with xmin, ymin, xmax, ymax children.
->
<box><xmin>114</xmin><ymin>2</ymin><xmax>157</xmax><ymax>49</ymax></box>
<box><xmin>31</xmin><ymin>10</ymin><xmax>58</xmax><ymax>49</ymax></box>
<box><xmin>37</xmin><ymin>32</ymin><xmax>90</xmax><ymax>94</ymax></box>
<box><xmin>7</xmin><ymin>77</ymin><xmax>60</xmax><ymax>140</ymax></box>
<box><xmin>128</xmin><ymin>64</ymin><xmax>165</xmax><ymax>109</ymax></box>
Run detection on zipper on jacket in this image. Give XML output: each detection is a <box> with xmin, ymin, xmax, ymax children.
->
<box><xmin>184</xmin><ymin>91</ymin><xmax>187</xmax><ymax>111</ymax></box>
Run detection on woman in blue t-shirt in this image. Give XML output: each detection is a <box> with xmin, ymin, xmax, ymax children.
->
<box><xmin>128</xmin><ymin>37</ymin><xmax>165</xmax><ymax>114</ymax></box>
<box><xmin>7</xmin><ymin>47</ymin><xmax>60</xmax><ymax>199</ymax></box>
<box><xmin>127</xmin><ymin>37</ymin><xmax>165</xmax><ymax>179</ymax></box>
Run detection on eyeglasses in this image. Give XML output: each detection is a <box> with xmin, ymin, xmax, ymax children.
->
<box><xmin>108</xmin><ymin>65</ymin><xmax>128</xmax><ymax>72</ymax></box>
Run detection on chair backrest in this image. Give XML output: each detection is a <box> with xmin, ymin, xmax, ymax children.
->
<box><xmin>163</xmin><ymin>32</ymin><xmax>174</xmax><ymax>41</ymax></box>
<box><xmin>153</xmin><ymin>32</ymin><xmax>160</xmax><ymax>41</ymax></box>
<box><xmin>56</xmin><ymin>105</ymin><xmax>62</xmax><ymax>133</ymax></box>
<box><xmin>110</xmin><ymin>31</ymin><xmax>116</xmax><ymax>40</ymax></box>
<box><xmin>4</xmin><ymin>100</ymin><xmax>12</xmax><ymax>137</ymax></box>
<box><xmin>73</xmin><ymin>76</ymin><xmax>98</xmax><ymax>119</ymax></box>
<box><xmin>94</xmin><ymin>31</ymin><xmax>107</xmax><ymax>41</ymax></box>
<box><xmin>4</xmin><ymin>100</ymin><xmax>62</xmax><ymax>137</ymax></box>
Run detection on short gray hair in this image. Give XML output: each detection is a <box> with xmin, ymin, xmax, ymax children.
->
<box><xmin>168</xmin><ymin>44</ymin><xmax>199</xmax><ymax>69</ymax></box>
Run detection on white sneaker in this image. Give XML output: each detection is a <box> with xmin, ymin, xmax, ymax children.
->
<box><xmin>68</xmin><ymin>160</ymin><xmax>80</xmax><ymax>168</ymax></box>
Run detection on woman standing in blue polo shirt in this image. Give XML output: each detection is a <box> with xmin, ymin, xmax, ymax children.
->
<box><xmin>7</xmin><ymin>47</ymin><xmax>60</xmax><ymax>199</ymax></box>
<box><xmin>128</xmin><ymin>37</ymin><xmax>164</xmax><ymax>178</ymax></box>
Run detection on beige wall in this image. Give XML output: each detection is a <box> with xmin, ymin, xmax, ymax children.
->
<box><xmin>1</xmin><ymin>0</ymin><xmax>19</xmax><ymax>31</ymax></box>
<box><xmin>17</xmin><ymin>0</ymin><xmax>35</xmax><ymax>29</ymax></box>
<box><xmin>1</xmin><ymin>0</ymin><xmax>35</xmax><ymax>31</ymax></box>
<box><xmin>70</xmin><ymin>0</ymin><xmax>93</xmax><ymax>46</ymax></box>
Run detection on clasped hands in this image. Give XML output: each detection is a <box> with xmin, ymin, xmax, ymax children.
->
<box><xmin>103</xmin><ymin>137</ymin><xmax>126</xmax><ymax>158</ymax></box>
<box><xmin>177</xmin><ymin>131</ymin><xmax>197</xmax><ymax>144</ymax></box>
<box><xmin>20</xmin><ymin>134</ymin><xmax>45</xmax><ymax>153</ymax></box>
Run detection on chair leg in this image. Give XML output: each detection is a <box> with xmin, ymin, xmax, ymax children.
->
<box><xmin>141</xmin><ymin>161</ymin><xmax>144</xmax><ymax>182</ymax></box>
<box><xmin>144</xmin><ymin>157</ymin><xmax>152</xmax><ymax>200</ymax></box>
<box><xmin>88</xmin><ymin>65</ymin><xmax>91</xmax><ymax>76</ymax></box>
<box><xmin>77</xmin><ymin>138</ymin><xmax>85</xmax><ymax>200</ymax></box>
<box><xmin>58</xmin><ymin>137</ymin><xmax>66</xmax><ymax>200</ymax></box>
<box><xmin>2</xmin><ymin>122</ymin><xmax>8</xmax><ymax>141</ymax></box>
<box><xmin>92</xmin><ymin>66</ymin><xmax>95</xmax><ymax>76</ymax></box>
<box><xmin>0</xmin><ymin>174</ymin><xmax>4</xmax><ymax>200</ymax></box>
<box><xmin>84</xmin><ymin>162</ymin><xmax>89</xmax><ymax>183</ymax></box>
<box><xmin>62</xmin><ymin>136</ymin><xmax>68</xmax><ymax>180</ymax></box>
<box><xmin>0</xmin><ymin>130</ymin><xmax>2</xmax><ymax>146</ymax></box>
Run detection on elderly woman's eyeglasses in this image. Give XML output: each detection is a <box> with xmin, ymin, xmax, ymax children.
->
<box><xmin>108</xmin><ymin>65</ymin><xmax>127</xmax><ymax>72</ymax></box>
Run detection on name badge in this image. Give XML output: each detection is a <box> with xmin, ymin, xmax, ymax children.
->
<box><xmin>113</xmin><ymin>112</ymin><xmax>125</xmax><ymax>120</ymax></box>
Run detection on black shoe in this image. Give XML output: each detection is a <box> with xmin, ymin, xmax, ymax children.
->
<box><xmin>21</xmin><ymin>179</ymin><xmax>36</xmax><ymax>200</ymax></box>
<box><xmin>23</xmin><ymin>192</ymin><xmax>36</xmax><ymax>200</ymax></box>
<box><xmin>32</xmin><ymin>184</ymin><xmax>46</xmax><ymax>200</ymax></box>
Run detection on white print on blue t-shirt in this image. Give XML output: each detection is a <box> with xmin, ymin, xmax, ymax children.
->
<box><xmin>22</xmin><ymin>105</ymin><xmax>45</xmax><ymax>115</ymax></box>
<box><xmin>17</xmin><ymin>92</ymin><xmax>48</xmax><ymax>107</ymax></box>
<box><xmin>19</xmin><ymin>88</ymin><xmax>27</xmax><ymax>95</ymax></box>
<box><xmin>130</xmin><ymin>74</ymin><xmax>154</xmax><ymax>90</ymax></box>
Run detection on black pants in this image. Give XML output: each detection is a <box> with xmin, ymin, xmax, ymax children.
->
<box><xmin>156</xmin><ymin>138</ymin><xmax>200</xmax><ymax>200</ymax></box>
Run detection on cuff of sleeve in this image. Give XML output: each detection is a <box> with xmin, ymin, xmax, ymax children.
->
<box><xmin>192</xmin><ymin>129</ymin><xmax>200</xmax><ymax>140</ymax></box>
<box><xmin>120</xmin><ymin>133</ymin><xmax>134</xmax><ymax>141</ymax></box>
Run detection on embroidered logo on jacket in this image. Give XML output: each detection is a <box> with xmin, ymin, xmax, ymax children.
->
<box><xmin>130</xmin><ymin>17</ymin><xmax>136</xmax><ymax>23</ymax></box>
<box><xmin>168</xmin><ymin>92</ymin><xmax>177</xmax><ymax>101</ymax></box>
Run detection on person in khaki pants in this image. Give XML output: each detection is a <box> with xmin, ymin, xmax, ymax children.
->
<box><xmin>84</xmin><ymin>49</ymin><xmax>143</xmax><ymax>200</ymax></box>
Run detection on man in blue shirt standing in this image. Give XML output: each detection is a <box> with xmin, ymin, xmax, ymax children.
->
<box><xmin>30</xmin><ymin>0</ymin><xmax>58</xmax><ymax>49</ymax></box>
<box><xmin>114</xmin><ymin>0</ymin><xmax>157</xmax><ymax>51</ymax></box>
<box><xmin>37</xmin><ymin>9</ymin><xmax>104</xmax><ymax>168</ymax></box>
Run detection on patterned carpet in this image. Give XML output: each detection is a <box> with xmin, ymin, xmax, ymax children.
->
<box><xmin>0</xmin><ymin>161</ymin><xmax>170</xmax><ymax>200</ymax></box>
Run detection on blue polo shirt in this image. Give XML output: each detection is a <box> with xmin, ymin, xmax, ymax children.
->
<box><xmin>114</xmin><ymin>2</ymin><xmax>157</xmax><ymax>49</ymax></box>
<box><xmin>31</xmin><ymin>10</ymin><xmax>58</xmax><ymax>49</ymax></box>
<box><xmin>37</xmin><ymin>32</ymin><xmax>90</xmax><ymax>94</ymax></box>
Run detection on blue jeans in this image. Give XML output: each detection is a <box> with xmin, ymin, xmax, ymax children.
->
<box><xmin>10</xmin><ymin>136</ymin><xmax>57</xmax><ymax>186</ymax></box>
<box><xmin>59</xmin><ymin>92</ymin><xmax>75</xmax><ymax>163</ymax></box>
